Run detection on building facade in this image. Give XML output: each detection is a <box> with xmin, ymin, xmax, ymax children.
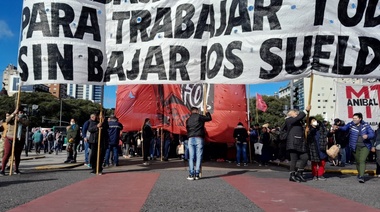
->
<box><xmin>285</xmin><ymin>76</ymin><xmax>366</xmax><ymax>124</ymax></box>
<box><xmin>67</xmin><ymin>84</ymin><xmax>103</xmax><ymax>103</ymax></box>
<box><xmin>2</xmin><ymin>65</ymin><xmax>103</xmax><ymax>103</ymax></box>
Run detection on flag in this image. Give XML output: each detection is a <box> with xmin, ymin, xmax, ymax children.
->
<box><xmin>256</xmin><ymin>93</ymin><xmax>267</xmax><ymax>112</ymax></box>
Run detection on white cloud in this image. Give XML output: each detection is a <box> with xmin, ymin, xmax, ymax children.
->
<box><xmin>0</xmin><ymin>20</ymin><xmax>14</xmax><ymax>39</ymax></box>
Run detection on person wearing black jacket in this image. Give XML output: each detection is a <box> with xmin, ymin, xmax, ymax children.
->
<box><xmin>185</xmin><ymin>107</ymin><xmax>212</xmax><ymax>180</ymax></box>
<box><xmin>330</xmin><ymin>118</ymin><xmax>349</xmax><ymax>167</ymax></box>
<box><xmin>88</xmin><ymin>113</ymin><xmax>108</xmax><ymax>175</ymax></box>
<box><xmin>233</xmin><ymin>122</ymin><xmax>249</xmax><ymax>166</ymax></box>
<box><xmin>142</xmin><ymin>118</ymin><xmax>153</xmax><ymax>165</ymax></box>
<box><xmin>285</xmin><ymin>105</ymin><xmax>311</xmax><ymax>182</ymax></box>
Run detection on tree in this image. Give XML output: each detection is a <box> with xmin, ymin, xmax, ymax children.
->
<box><xmin>249</xmin><ymin>95</ymin><xmax>289</xmax><ymax>128</ymax></box>
<box><xmin>0</xmin><ymin>92</ymin><xmax>106</xmax><ymax>127</ymax></box>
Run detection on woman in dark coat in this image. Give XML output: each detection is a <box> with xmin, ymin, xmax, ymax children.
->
<box><xmin>285</xmin><ymin>105</ymin><xmax>311</xmax><ymax>182</ymax></box>
<box><xmin>307</xmin><ymin>117</ymin><xmax>328</xmax><ymax>181</ymax></box>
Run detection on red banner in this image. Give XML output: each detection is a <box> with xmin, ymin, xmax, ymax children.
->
<box><xmin>115</xmin><ymin>84</ymin><xmax>248</xmax><ymax>143</ymax></box>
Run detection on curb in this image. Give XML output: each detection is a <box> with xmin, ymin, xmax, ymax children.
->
<box><xmin>35</xmin><ymin>162</ymin><xmax>85</xmax><ymax>170</ymax></box>
<box><xmin>21</xmin><ymin>156</ymin><xmax>46</xmax><ymax>161</ymax></box>
<box><xmin>269</xmin><ymin>162</ymin><xmax>377</xmax><ymax>176</ymax></box>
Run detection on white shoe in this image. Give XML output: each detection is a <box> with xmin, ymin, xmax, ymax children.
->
<box><xmin>143</xmin><ymin>162</ymin><xmax>150</xmax><ymax>165</ymax></box>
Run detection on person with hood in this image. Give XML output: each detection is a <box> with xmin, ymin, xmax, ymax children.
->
<box><xmin>307</xmin><ymin>117</ymin><xmax>328</xmax><ymax>181</ymax></box>
<box><xmin>334</xmin><ymin>112</ymin><xmax>375</xmax><ymax>183</ymax></box>
<box><xmin>285</xmin><ymin>105</ymin><xmax>311</xmax><ymax>183</ymax></box>
<box><xmin>233</xmin><ymin>122</ymin><xmax>249</xmax><ymax>166</ymax></box>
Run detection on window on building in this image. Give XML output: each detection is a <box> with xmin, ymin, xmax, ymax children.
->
<box><xmin>323</xmin><ymin>112</ymin><xmax>326</xmax><ymax>114</ymax></box>
<box><xmin>318</xmin><ymin>106</ymin><xmax>321</xmax><ymax>108</ymax></box>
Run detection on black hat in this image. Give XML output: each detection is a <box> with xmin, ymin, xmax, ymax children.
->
<box><xmin>334</xmin><ymin>118</ymin><xmax>340</xmax><ymax>123</ymax></box>
<box><xmin>237</xmin><ymin>122</ymin><xmax>243</xmax><ymax>126</ymax></box>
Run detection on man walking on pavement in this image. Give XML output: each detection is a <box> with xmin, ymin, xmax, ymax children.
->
<box><xmin>185</xmin><ymin>107</ymin><xmax>212</xmax><ymax>180</ymax></box>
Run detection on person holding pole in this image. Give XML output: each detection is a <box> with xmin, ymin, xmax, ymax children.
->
<box><xmin>0</xmin><ymin>108</ymin><xmax>29</xmax><ymax>176</ymax></box>
<box><xmin>88</xmin><ymin>113</ymin><xmax>108</xmax><ymax>175</ymax></box>
<box><xmin>286</xmin><ymin>105</ymin><xmax>311</xmax><ymax>183</ymax></box>
<box><xmin>185</xmin><ymin>107</ymin><xmax>212</xmax><ymax>180</ymax></box>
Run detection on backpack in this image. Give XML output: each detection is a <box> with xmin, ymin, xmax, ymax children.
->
<box><xmin>47</xmin><ymin>133</ymin><xmax>54</xmax><ymax>141</ymax></box>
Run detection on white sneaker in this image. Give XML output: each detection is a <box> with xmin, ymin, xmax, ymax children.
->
<box><xmin>187</xmin><ymin>175</ymin><xmax>194</xmax><ymax>180</ymax></box>
<box><xmin>143</xmin><ymin>162</ymin><xmax>150</xmax><ymax>165</ymax></box>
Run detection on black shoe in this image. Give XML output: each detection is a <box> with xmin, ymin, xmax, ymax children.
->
<box><xmin>0</xmin><ymin>171</ymin><xmax>5</xmax><ymax>176</ymax></box>
<box><xmin>289</xmin><ymin>172</ymin><xmax>301</xmax><ymax>182</ymax></box>
<box><xmin>70</xmin><ymin>160</ymin><xmax>76</xmax><ymax>163</ymax></box>
<box><xmin>194</xmin><ymin>175</ymin><xmax>200</xmax><ymax>180</ymax></box>
<box><xmin>14</xmin><ymin>170</ymin><xmax>21</xmax><ymax>175</ymax></box>
<box><xmin>295</xmin><ymin>170</ymin><xmax>307</xmax><ymax>182</ymax></box>
<box><xmin>90</xmin><ymin>171</ymin><xmax>96</xmax><ymax>174</ymax></box>
<box><xmin>358</xmin><ymin>176</ymin><xmax>365</xmax><ymax>183</ymax></box>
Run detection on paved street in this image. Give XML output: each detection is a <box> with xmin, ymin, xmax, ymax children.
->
<box><xmin>1</xmin><ymin>151</ymin><xmax>380</xmax><ymax>212</ymax></box>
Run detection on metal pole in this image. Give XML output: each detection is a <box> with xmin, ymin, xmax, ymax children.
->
<box><xmin>290</xmin><ymin>80</ymin><xmax>294</xmax><ymax>109</ymax></box>
<box><xmin>59</xmin><ymin>97</ymin><xmax>62</xmax><ymax>126</ymax></box>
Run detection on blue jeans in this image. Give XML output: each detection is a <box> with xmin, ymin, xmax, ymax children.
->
<box><xmin>105</xmin><ymin>144</ymin><xmax>119</xmax><ymax>166</ymax></box>
<box><xmin>236</xmin><ymin>142</ymin><xmax>248</xmax><ymax>164</ymax></box>
<box><xmin>184</xmin><ymin>140</ymin><xmax>189</xmax><ymax>160</ymax></box>
<box><xmin>339</xmin><ymin>147</ymin><xmax>346</xmax><ymax>165</ymax></box>
<box><xmin>150</xmin><ymin>139</ymin><xmax>155</xmax><ymax>158</ymax></box>
<box><xmin>188</xmin><ymin>137</ymin><xmax>204</xmax><ymax>176</ymax></box>
<box><xmin>84</xmin><ymin>141</ymin><xmax>90</xmax><ymax>164</ymax></box>
<box><xmin>164</xmin><ymin>139</ymin><xmax>171</xmax><ymax>159</ymax></box>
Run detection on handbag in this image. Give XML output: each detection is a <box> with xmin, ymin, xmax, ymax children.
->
<box><xmin>176</xmin><ymin>143</ymin><xmax>185</xmax><ymax>155</ymax></box>
<box><xmin>327</xmin><ymin>144</ymin><xmax>340</xmax><ymax>159</ymax></box>
<box><xmin>254</xmin><ymin>143</ymin><xmax>263</xmax><ymax>155</ymax></box>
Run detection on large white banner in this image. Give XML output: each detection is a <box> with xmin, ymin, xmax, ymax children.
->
<box><xmin>336</xmin><ymin>82</ymin><xmax>380</xmax><ymax>127</ymax></box>
<box><xmin>18</xmin><ymin>0</ymin><xmax>380</xmax><ymax>85</ymax></box>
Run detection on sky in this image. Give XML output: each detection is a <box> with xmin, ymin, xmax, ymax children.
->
<box><xmin>0</xmin><ymin>2</ymin><xmax>288</xmax><ymax>109</ymax></box>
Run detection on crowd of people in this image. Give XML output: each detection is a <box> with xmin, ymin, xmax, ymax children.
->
<box><xmin>1</xmin><ymin>105</ymin><xmax>380</xmax><ymax>182</ymax></box>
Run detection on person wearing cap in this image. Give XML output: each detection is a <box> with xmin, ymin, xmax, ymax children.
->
<box><xmin>233</xmin><ymin>122</ymin><xmax>249</xmax><ymax>166</ymax></box>
<box><xmin>105</xmin><ymin>115</ymin><xmax>123</xmax><ymax>167</ymax></box>
<box><xmin>185</xmin><ymin>107</ymin><xmax>212</xmax><ymax>180</ymax></box>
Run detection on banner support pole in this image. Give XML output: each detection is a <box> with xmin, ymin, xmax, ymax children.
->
<box><xmin>9</xmin><ymin>84</ymin><xmax>22</xmax><ymax>176</ymax></box>
<box><xmin>305</xmin><ymin>73</ymin><xmax>314</xmax><ymax>138</ymax></box>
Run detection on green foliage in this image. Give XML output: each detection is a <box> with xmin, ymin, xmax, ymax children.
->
<box><xmin>0</xmin><ymin>92</ymin><xmax>106</xmax><ymax>127</ymax></box>
<box><xmin>249</xmin><ymin>95</ymin><xmax>289</xmax><ymax>128</ymax></box>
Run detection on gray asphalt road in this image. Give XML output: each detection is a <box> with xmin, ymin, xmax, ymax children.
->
<box><xmin>1</xmin><ymin>152</ymin><xmax>380</xmax><ymax>211</ymax></box>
